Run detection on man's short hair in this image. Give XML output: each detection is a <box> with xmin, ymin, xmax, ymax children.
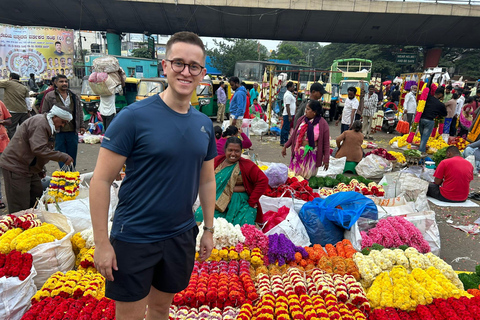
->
<box><xmin>165</xmin><ymin>31</ymin><xmax>205</xmax><ymax>60</ymax></box>
<box><xmin>310</xmin><ymin>82</ymin><xmax>322</xmax><ymax>93</ymax></box>
<box><xmin>286</xmin><ymin>81</ymin><xmax>294</xmax><ymax>89</ymax></box>
<box><xmin>446</xmin><ymin>85</ymin><xmax>453</xmax><ymax>90</ymax></box>
<box><xmin>229</xmin><ymin>76</ymin><xmax>240</xmax><ymax>84</ymax></box>
<box><xmin>241</xmin><ymin>82</ymin><xmax>246</xmax><ymax>87</ymax></box>
<box><xmin>446</xmin><ymin>145</ymin><xmax>460</xmax><ymax>156</ymax></box>
<box><xmin>435</xmin><ymin>87</ymin><xmax>445</xmax><ymax>95</ymax></box>
<box><xmin>368</xmin><ymin>84</ymin><xmax>375</xmax><ymax>89</ymax></box>
<box><xmin>56</xmin><ymin>74</ymin><xmax>67</xmax><ymax>81</ymax></box>
<box><xmin>10</xmin><ymin>73</ymin><xmax>20</xmax><ymax>80</ymax></box>
<box><xmin>55</xmin><ymin>41</ymin><xmax>61</xmax><ymax>46</ymax></box>
<box><xmin>30</xmin><ymin>73</ymin><xmax>35</xmax><ymax>78</ymax></box>
<box><xmin>219</xmin><ymin>81</ymin><xmax>224</xmax><ymax>86</ymax></box>
<box><xmin>452</xmin><ymin>93</ymin><xmax>459</xmax><ymax>99</ymax></box>
<box><xmin>348</xmin><ymin>87</ymin><xmax>357</xmax><ymax>94</ymax></box>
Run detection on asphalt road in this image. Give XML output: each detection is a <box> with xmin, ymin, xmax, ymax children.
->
<box><xmin>3</xmin><ymin>115</ymin><xmax>479</xmax><ymax>272</ymax></box>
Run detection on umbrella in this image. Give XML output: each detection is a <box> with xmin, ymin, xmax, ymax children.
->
<box><xmin>382</xmin><ymin>80</ymin><xmax>392</xmax><ymax>85</ymax></box>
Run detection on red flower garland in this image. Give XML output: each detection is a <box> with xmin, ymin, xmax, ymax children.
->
<box><xmin>0</xmin><ymin>250</ymin><xmax>33</xmax><ymax>280</ymax></box>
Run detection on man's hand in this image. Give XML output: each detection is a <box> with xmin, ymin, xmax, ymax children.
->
<box><xmin>199</xmin><ymin>231</ymin><xmax>213</xmax><ymax>261</ymax></box>
<box><xmin>94</xmin><ymin>242</ymin><xmax>118</xmax><ymax>281</ymax></box>
<box><xmin>335</xmin><ymin>120</ymin><xmax>339</xmax><ymax>126</ymax></box>
<box><xmin>281</xmin><ymin>147</ymin><xmax>287</xmax><ymax>157</ymax></box>
<box><xmin>79</xmin><ymin>128</ymin><xmax>86</xmax><ymax>135</ymax></box>
<box><xmin>64</xmin><ymin>155</ymin><xmax>74</xmax><ymax>166</ymax></box>
<box><xmin>323</xmin><ymin>163</ymin><xmax>329</xmax><ymax>171</ymax></box>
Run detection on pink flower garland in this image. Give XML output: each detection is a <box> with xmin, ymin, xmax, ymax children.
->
<box><xmin>361</xmin><ymin>217</ymin><xmax>430</xmax><ymax>253</ymax></box>
<box><xmin>241</xmin><ymin>224</ymin><xmax>269</xmax><ymax>255</ymax></box>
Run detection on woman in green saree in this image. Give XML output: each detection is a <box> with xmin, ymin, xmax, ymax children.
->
<box><xmin>195</xmin><ymin>137</ymin><xmax>268</xmax><ymax>226</ymax></box>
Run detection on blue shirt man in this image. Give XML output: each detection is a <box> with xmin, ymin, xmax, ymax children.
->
<box><xmin>250</xmin><ymin>83</ymin><xmax>259</xmax><ymax>105</ymax></box>
<box><xmin>228</xmin><ymin>76</ymin><xmax>246</xmax><ymax>129</ymax></box>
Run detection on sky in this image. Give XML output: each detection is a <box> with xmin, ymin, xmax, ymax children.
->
<box><xmin>201</xmin><ymin>37</ymin><xmax>331</xmax><ymax>52</ymax></box>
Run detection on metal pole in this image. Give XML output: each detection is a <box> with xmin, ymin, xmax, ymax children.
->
<box><xmin>267</xmin><ymin>65</ymin><xmax>275</xmax><ymax>129</ymax></box>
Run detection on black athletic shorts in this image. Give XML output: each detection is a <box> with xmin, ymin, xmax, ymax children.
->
<box><xmin>105</xmin><ymin>226</ymin><xmax>199</xmax><ymax>302</ymax></box>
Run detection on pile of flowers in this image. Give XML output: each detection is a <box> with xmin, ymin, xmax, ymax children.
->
<box><xmin>354</xmin><ymin>248</ymin><xmax>464</xmax><ymax>289</ymax></box>
<box><xmin>365</xmin><ymin>148</ymin><xmax>397</xmax><ymax>161</ymax></box>
<box><xmin>0</xmin><ymin>213</ymin><xmax>41</xmax><ymax>236</ymax></box>
<box><xmin>426</xmin><ymin>135</ymin><xmax>449</xmax><ymax>153</ymax></box>
<box><xmin>267</xmin><ymin>233</ymin><xmax>307</xmax><ymax>266</ymax></box>
<box><xmin>369</xmin><ymin>296</ymin><xmax>480</xmax><ymax>320</ymax></box>
<box><xmin>360</xmin><ymin>216</ymin><xmax>431</xmax><ymax>253</ymax></box>
<box><xmin>173</xmin><ymin>260</ymin><xmax>257</xmax><ymax>309</ymax></box>
<box><xmin>21</xmin><ymin>295</ymin><xmax>115</xmax><ymax>320</ymax></box>
<box><xmin>390</xmin><ymin>133</ymin><xmax>419</xmax><ymax>148</ymax></box>
<box><xmin>195</xmin><ymin>246</ymin><xmax>265</xmax><ymax>268</ymax></box>
<box><xmin>388</xmin><ymin>151</ymin><xmax>406</xmax><ymax>164</ymax></box>
<box><xmin>0</xmin><ymin>250</ymin><xmax>33</xmax><ymax>280</ymax></box>
<box><xmin>241</xmin><ymin>224</ymin><xmax>269</xmax><ymax>255</ymax></box>
<box><xmin>449</xmin><ymin>136</ymin><xmax>469</xmax><ymax>151</ymax></box>
<box><xmin>367</xmin><ymin>265</ymin><xmax>471</xmax><ymax>311</ymax></box>
<box><xmin>47</xmin><ymin>170</ymin><xmax>81</xmax><ymax>202</ymax></box>
<box><xmin>319</xmin><ymin>179</ymin><xmax>385</xmax><ymax>197</ymax></box>
<box><xmin>0</xmin><ymin>223</ymin><xmax>66</xmax><ymax>254</ymax></box>
<box><xmin>76</xmin><ymin>247</ymin><xmax>97</xmax><ymax>273</ymax></box>
<box><xmin>32</xmin><ymin>269</ymin><xmax>105</xmax><ymax>302</ymax></box>
<box><xmin>169</xmin><ymin>305</ymin><xmax>239</xmax><ymax>319</ymax></box>
<box><xmin>264</xmin><ymin>177</ymin><xmax>320</xmax><ymax>201</ymax></box>
<box><xmin>196</xmin><ymin>218</ymin><xmax>245</xmax><ymax>251</ymax></box>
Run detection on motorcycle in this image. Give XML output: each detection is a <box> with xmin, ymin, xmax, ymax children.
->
<box><xmin>382</xmin><ymin>109</ymin><xmax>398</xmax><ymax>133</ymax></box>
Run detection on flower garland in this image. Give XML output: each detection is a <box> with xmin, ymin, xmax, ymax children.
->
<box><xmin>369</xmin><ymin>296</ymin><xmax>480</xmax><ymax>320</ymax></box>
<box><xmin>241</xmin><ymin>224</ymin><xmax>269</xmax><ymax>255</ymax></box>
<box><xmin>367</xmin><ymin>265</ymin><xmax>471</xmax><ymax>311</ymax></box>
<box><xmin>407</xmin><ymin>83</ymin><xmax>429</xmax><ymax>143</ymax></box>
<box><xmin>0</xmin><ymin>250</ymin><xmax>33</xmax><ymax>280</ymax></box>
<box><xmin>196</xmin><ymin>218</ymin><xmax>245</xmax><ymax>251</ymax></box>
<box><xmin>169</xmin><ymin>305</ymin><xmax>239</xmax><ymax>319</ymax></box>
<box><xmin>265</xmin><ymin>177</ymin><xmax>320</xmax><ymax>201</ymax></box>
<box><xmin>21</xmin><ymin>295</ymin><xmax>115</xmax><ymax>320</ymax></box>
<box><xmin>319</xmin><ymin>180</ymin><xmax>385</xmax><ymax>197</ymax></box>
<box><xmin>0</xmin><ymin>228</ymin><xmax>23</xmax><ymax>254</ymax></box>
<box><xmin>360</xmin><ymin>216</ymin><xmax>430</xmax><ymax>253</ymax></box>
<box><xmin>1</xmin><ymin>223</ymin><xmax>66</xmax><ymax>254</ymax></box>
<box><xmin>47</xmin><ymin>170</ymin><xmax>80</xmax><ymax>202</ymax></box>
<box><xmin>32</xmin><ymin>269</ymin><xmax>105</xmax><ymax>303</ymax></box>
<box><xmin>0</xmin><ymin>213</ymin><xmax>41</xmax><ymax>236</ymax></box>
<box><xmin>267</xmin><ymin>234</ymin><xmax>300</xmax><ymax>266</ymax></box>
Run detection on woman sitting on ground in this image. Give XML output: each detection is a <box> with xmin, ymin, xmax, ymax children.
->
<box><xmin>195</xmin><ymin>137</ymin><xmax>268</xmax><ymax>226</ymax></box>
<box><xmin>282</xmin><ymin>100</ymin><xmax>330</xmax><ymax>179</ymax></box>
<box><xmin>335</xmin><ymin>120</ymin><xmax>364</xmax><ymax>163</ymax></box>
<box><xmin>216</xmin><ymin>125</ymin><xmax>252</xmax><ymax>156</ymax></box>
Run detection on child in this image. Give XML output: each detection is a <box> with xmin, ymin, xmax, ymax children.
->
<box><xmin>87</xmin><ymin>107</ymin><xmax>104</xmax><ymax>135</ymax></box>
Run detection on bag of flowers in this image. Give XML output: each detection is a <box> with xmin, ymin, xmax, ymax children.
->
<box><xmin>0</xmin><ymin>251</ymin><xmax>37</xmax><ymax>320</ymax></box>
<box><xmin>0</xmin><ymin>210</ymin><xmax>75</xmax><ymax>289</ymax></box>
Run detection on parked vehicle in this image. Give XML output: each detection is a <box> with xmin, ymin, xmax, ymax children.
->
<box><xmin>382</xmin><ymin>109</ymin><xmax>398</xmax><ymax>133</ymax></box>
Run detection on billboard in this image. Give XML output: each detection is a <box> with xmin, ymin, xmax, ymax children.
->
<box><xmin>0</xmin><ymin>24</ymin><xmax>74</xmax><ymax>80</ymax></box>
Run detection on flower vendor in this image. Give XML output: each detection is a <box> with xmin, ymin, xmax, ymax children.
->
<box><xmin>89</xmin><ymin>32</ymin><xmax>216</xmax><ymax>320</ymax></box>
<box><xmin>334</xmin><ymin>120</ymin><xmax>364</xmax><ymax>163</ymax></box>
<box><xmin>216</xmin><ymin>125</ymin><xmax>252</xmax><ymax>156</ymax></box>
<box><xmin>418</xmin><ymin>87</ymin><xmax>447</xmax><ymax>154</ymax></box>
<box><xmin>196</xmin><ymin>136</ymin><xmax>269</xmax><ymax>226</ymax></box>
<box><xmin>282</xmin><ymin>99</ymin><xmax>330</xmax><ymax>179</ymax></box>
<box><xmin>427</xmin><ymin>145</ymin><xmax>473</xmax><ymax>202</ymax></box>
<box><xmin>0</xmin><ymin>106</ymin><xmax>73</xmax><ymax>213</ymax></box>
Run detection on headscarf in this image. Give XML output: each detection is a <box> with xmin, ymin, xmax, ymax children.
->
<box><xmin>47</xmin><ymin>105</ymin><xmax>73</xmax><ymax>134</ymax></box>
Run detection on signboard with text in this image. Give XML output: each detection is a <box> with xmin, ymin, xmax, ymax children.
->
<box><xmin>396</xmin><ymin>53</ymin><xmax>417</xmax><ymax>65</ymax></box>
<box><xmin>0</xmin><ymin>24</ymin><xmax>74</xmax><ymax>80</ymax></box>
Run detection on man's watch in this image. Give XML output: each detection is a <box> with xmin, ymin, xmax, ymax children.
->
<box><xmin>203</xmin><ymin>226</ymin><xmax>215</xmax><ymax>234</ymax></box>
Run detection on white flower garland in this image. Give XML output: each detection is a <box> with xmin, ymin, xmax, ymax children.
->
<box><xmin>196</xmin><ymin>218</ymin><xmax>245</xmax><ymax>251</ymax></box>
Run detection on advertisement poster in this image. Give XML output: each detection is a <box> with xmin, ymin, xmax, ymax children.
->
<box><xmin>0</xmin><ymin>24</ymin><xmax>74</xmax><ymax>80</ymax></box>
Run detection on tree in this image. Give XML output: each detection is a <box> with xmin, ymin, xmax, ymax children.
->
<box><xmin>206</xmin><ymin>39</ymin><xmax>269</xmax><ymax>76</ymax></box>
<box><xmin>271</xmin><ymin>43</ymin><xmax>305</xmax><ymax>65</ymax></box>
<box><xmin>131</xmin><ymin>46</ymin><xmax>152</xmax><ymax>59</ymax></box>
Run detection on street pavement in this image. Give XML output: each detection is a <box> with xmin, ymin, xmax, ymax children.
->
<box><xmin>4</xmin><ymin>117</ymin><xmax>479</xmax><ymax>272</ymax></box>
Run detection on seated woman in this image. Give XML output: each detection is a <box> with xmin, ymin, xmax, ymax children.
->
<box><xmin>282</xmin><ymin>100</ymin><xmax>330</xmax><ymax>179</ymax></box>
<box><xmin>216</xmin><ymin>125</ymin><xmax>252</xmax><ymax>156</ymax></box>
<box><xmin>86</xmin><ymin>107</ymin><xmax>103</xmax><ymax>135</ymax></box>
<box><xmin>335</xmin><ymin>120</ymin><xmax>364</xmax><ymax>163</ymax></box>
<box><xmin>214</xmin><ymin>125</ymin><xmax>222</xmax><ymax>141</ymax></box>
<box><xmin>195</xmin><ymin>137</ymin><xmax>268</xmax><ymax>226</ymax></box>
<box><xmin>459</xmin><ymin>97</ymin><xmax>475</xmax><ymax>138</ymax></box>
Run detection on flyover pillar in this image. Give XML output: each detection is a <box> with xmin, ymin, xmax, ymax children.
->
<box><xmin>424</xmin><ymin>47</ymin><xmax>442</xmax><ymax>69</ymax></box>
<box><xmin>106</xmin><ymin>30</ymin><xmax>121</xmax><ymax>56</ymax></box>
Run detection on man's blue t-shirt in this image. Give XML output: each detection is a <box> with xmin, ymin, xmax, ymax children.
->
<box><xmin>102</xmin><ymin>95</ymin><xmax>217</xmax><ymax>243</ymax></box>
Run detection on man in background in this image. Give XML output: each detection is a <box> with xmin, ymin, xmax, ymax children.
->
<box><xmin>0</xmin><ymin>73</ymin><xmax>31</xmax><ymax>139</ymax></box>
<box><xmin>280</xmin><ymin>81</ymin><xmax>296</xmax><ymax>146</ymax></box>
<box><xmin>404</xmin><ymin>85</ymin><xmax>418</xmax><ymax>125</ymax></box>
<box><xmin>216</xmin><ymin>81</ymin><xmax>226</xmax><ymax>123</ymax></box>
<box><xmin>228</xmin><ymin>76</ymin><xmax>246</xmax><ymax>131</ymax></box>
<box><xmin>294</xmin><ymin>82</ymin><xmax>327</xmax><ymax>129</ymax></box>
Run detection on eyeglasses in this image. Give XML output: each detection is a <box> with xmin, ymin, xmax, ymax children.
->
<box><xmin>165</xmin><ymin>59</ymin><xmax>204</xmax><ymax>76</ymax></box>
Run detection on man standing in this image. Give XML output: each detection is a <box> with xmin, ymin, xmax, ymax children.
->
<box><xmin>0</xmin><ymin>73</ymin><xmax>31</xmax><ymax>139</ymax></box>
<box><xmin>34</xmin><ymin>79</ymin><xmax>49</xmax><ymax>114</ymax></box>
<box><xmin>294</xmin><ymin>82</ymin><xmax>327</xmax><ymax>129</ymax></box>
<box><xmin>280</xmin><ymin>81</ymin><xmax>296</xmax><ymax>146</ymax></box>
<box><xmin>443</xmin><ymin>85</ymin><xmax>453</xmax><ymax>103</ymax></box>
<box><xmin>250</xmin><ymin>82</ymin><xmax>259</xmax><ymax>105</ymax></box>
<box><xmin>42</xmin><ymin>74</ymin><xmax>86</xmax><ymax>167</ymax></box>
<box><xmin>228</xmin><ymin>76</ymin><xmax>246</xmax><ymax>131</ymax></box>
<box><xmin>90</xmin><ymin>32</ymin><xmax>215</xmax><ymax>320</ymax></box>
<box><xmin>427</xmin><ymin>146</ymin><xmax>473</xmax><ymax>202</ymax></box>
<box><xmin>336</xmin><ymin>87</ymin><xmax>358</xmax><ymax>133</ymax></box>
<box><xmin>363</xmin><ymin>85</ymin><xmax>378</xmax><ymax>139</ymax></box>
<box><xmin>452</xmin><ymin>88</ymin><xmax>464</xmax><ymax>136</ymax></box>
<box><xmin>404</xmin><ymin>85</ymin><xmax>418</xmax><ymax>125</ymax></box>
<box><xmin>39</xmin><ymin>77</ymin><xmax>56</xmax><ymax>113</ymax></box>
<box><xmin>0</xmin><ymin>106</ymin><xmax>73</xmax><ymax>213</ymax></box>
<box><xmin>419</xmin><ymin>87</ymin><xmax>447</xmax><ymax>154</ymax></box>
<box><xmin>28</xmin><ymin>73</ymin><xmax>39</xmax><ymax>92</ymax></box>
<box><xmin>215</xmin><ymin>81</ymin><xmax>226</xmax><ymax>123</ymax></box>
<box><xmin>443</xmin><ymin>93</ymin><xmax>458</xmax><ymax>136</ymax></box>
<box><xmin>391</xmin><ymin>85</ymin><xmax>401</xmax><ymax>107</ymax></box>
<box><xmin>99</xmin><ymin>78</ymin><xmax>124</xmax><ymax>132</ymax></box>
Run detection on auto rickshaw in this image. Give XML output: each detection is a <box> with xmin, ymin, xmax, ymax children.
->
<box><xmin>80</xmin><ymin>76</ymin><xmax>100</xmax><ymax>110</ymax></box>
<box><xmin>196</xmin><ymin>77</ymin><xmax>214</xmax><ymax>115</ymax></box>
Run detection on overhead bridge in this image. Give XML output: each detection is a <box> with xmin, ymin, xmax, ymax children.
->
<box><xmin>1</xmin><ymin>0</ymin><xmax>479</xmax><ymax>47</ymax></box>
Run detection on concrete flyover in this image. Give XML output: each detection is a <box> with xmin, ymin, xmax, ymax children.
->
<box><xmin>0</xmin><ymin>0</ymin><xmax>479</xmax><ymax>47</ymax></box>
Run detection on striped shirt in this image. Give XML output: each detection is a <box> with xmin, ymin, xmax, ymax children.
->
<box><xmin>363</xmin><ymin>92</ymin><xmax>378</xmax><ymax>117</ymax></box>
